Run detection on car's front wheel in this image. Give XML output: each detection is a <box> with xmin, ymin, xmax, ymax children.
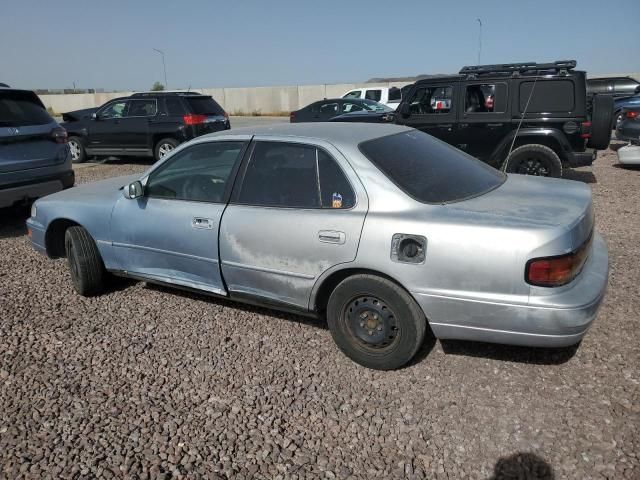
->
<box><xmin>327</xmin><ymin>274</ymin><xmax>427</xmax><ymax>370</ymax></box>
<box><xmin>68</xmin><ymin>136</ymin><xmax>86</xmax><ymax>163</ymax></box>
<box><xmin>154</xmin><ymin>138</ymin><xmax>179</xmax><ymax>161</ymax></box>
<box><xmin>64</xmin><ymin>226</ymin><xmax>106</xmax><ymax>296</ymax></box>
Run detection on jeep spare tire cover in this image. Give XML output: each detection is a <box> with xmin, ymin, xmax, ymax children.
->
<box><xmin>588</xmin><ymin>94</ymin><xmax>613</xmax><ymax>150</ymax></box>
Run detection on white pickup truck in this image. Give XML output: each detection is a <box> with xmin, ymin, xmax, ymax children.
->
<box><xmin>342</xmin><ymin>86</ymin><xmax>402</xmax><ymax>109</ymax></box>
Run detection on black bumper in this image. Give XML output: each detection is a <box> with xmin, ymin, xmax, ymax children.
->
<box><xmin>0</xmin><ymin>169</ymin><xmax>75</xmax><ymax>208</ymax></box>
<box><xmin>568</xmin><ymin>150</ymin><xmax>596</xmax><ymax>168</ymax></box>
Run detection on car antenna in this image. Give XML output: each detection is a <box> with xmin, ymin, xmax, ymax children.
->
<box><xmin>503</xmin><ymin>74</ymin><xmax>540</xmax><ymax>171</ymax></box>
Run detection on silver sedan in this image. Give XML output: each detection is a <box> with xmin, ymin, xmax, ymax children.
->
<box><xmin>27</xmin><ymin>123</ymin><xmax>609</xmax><ymax>370</ymax></box>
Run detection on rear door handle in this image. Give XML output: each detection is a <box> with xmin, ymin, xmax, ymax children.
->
<box><xmin>487</xmin><ymin>123</ymin><xmax>504</xmax><ymax>128</ymax></box>
<box><xmin>318</xmin><ymin>230</ymin><xmax>345</xmax><ymax>244</ymax></box>
<box><xmin>192</xmin><ymin>217</ymin><xmax>214</xmax><ymax>229</ymax></box>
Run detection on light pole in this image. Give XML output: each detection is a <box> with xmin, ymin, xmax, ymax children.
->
<box><xmin>153</xmin><ymin>48</ymin><xmax>167</xmax><ymax>89</ymax></box>
<box><xmin>476</xmin><ymin>18</ymin><xmax>482</xmax><ymax>65</ymax></box>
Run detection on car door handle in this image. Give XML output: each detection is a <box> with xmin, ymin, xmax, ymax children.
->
<box><xmin>437</xmin><ymin>124</ymin><xmax>453</xmax><ymax>128</ymax></box>
<box><xmin>192</xmin><ymin>217</ymin><xmax>214</xmax><ymax>230</ymax></box>
<box><xmin>318</xmin><ymin>230</ymin><xmax>346</xmax><ymax>244</ymax></box>
<box><xmin>487</xmin><ymin>123</ymin><xmax>504</xmax><ymax>128</ymax></box>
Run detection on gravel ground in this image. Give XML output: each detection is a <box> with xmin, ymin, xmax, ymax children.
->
<box><xmin>0</xmin><ymin>147</ymin><xmax>638</xmax><ymax>479</ymax></box>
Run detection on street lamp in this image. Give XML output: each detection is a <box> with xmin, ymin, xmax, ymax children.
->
<box><xmin>476</xmin><ymin>18</ymin><xmax>482</xmax><ymax>65</ymax></box>
<box><xmin>153</xmin><ymin>48</ymin><xmax>168</xmax><ymax>89</ymax></box>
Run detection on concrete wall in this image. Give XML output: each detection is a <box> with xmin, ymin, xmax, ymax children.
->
<box><xmin>37</xmin><ymin>74</ymin><xmax>639</xmax><ymax>115</ymax></box>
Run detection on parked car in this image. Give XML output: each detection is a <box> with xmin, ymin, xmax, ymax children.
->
<box><xmin>615</xmin><ymin>107</ymin><xmax>640</xmax><ymax>145</ymax></box>
<box><xmin>61</xmin><ymin>91</ymin><xmax>229</xmax><ymax>163</ymax></box>
<box><xmin>613</xmin><ymin>94</ymin><xmax>640</xmax><ymax>128</ymax></box>
<box><xmin>587</xmin><ymin>76</ymin><xmax>640</xmax><ymax>99</ymax></box>
<box><xmin>616</xmin><ymin>144</ymin><xmax>640</xmax><ymax>165</ymax></box>
<box><xmin>394</xmin><ymin>60</ymin><xmax>613</xmax><ymax>178</ymax></box>
<box><xmin>342</xmin><ymin>87</ymin><xmax>403</xmax><ymax>109</ymax></box>
<box><xmin>0</xmin><ymin>86</ymin><xmax>74</xmax><ymax>209</ymax></box>
<box><xmin>290</xmin><ymin>98</ymin><xmax>394</xmax><ymax>123</ymax></box>
<box><xmin>27</xmin><ymin>123</ymin><xmax>608</xmax><ymax>370</ymax></box>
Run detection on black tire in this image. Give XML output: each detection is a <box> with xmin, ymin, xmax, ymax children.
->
<box><xmin>68</xmin><ymin>136</ymin><xmax>86</xmax><ymax>164</ymax></box>
<box><xmin>64</xmin><ymin>226</ymin><xmax>106</xmax><ymax>296</ymax></box>
<box><xmin>588</xmin><ymin>94</ymin><xmax>614</xmax><ymax>149</ymax></box>
<box><xmin>154</xmin><ymin>138</ymin><xmax>179</xmax><ymax>161</ymax></box>
<box><xmin>505</xmin><ymin>144</ymin><xmax>563</xmax><ymax>178</ymax></box>
<box><xmin>326</xmin><ymin>274</ymin><xmax>427</xmax><ymax>370</ymax></box>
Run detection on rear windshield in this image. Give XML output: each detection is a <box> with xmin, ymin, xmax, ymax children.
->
<box><xmin>359</xmin><ymin>130</ymin><xmax>505</xmax><ymax>203</ymax></box>
<box><xmin>185</xmin><ymin>96</ymin><xmax>226</xmax><ymax>115</ymax></box>
<box><xmin>0</xmin><ymin>91</ymin><xmax>53</xmax><ymax>127</ymax></box>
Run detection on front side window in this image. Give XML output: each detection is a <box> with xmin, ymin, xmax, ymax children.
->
<box><xmin>127</xmin><ymin>99</ymin><xmax>157</xmax><ymax>117</ymax></box>
<box><xmin>407</xmin><ymin>86</ymin><xmax>452</xmax><ymax>114</ymax></box>
<box><xmin>146</xmin><ymin>141</ymin><xmax>245</xmax><ymax>203</ymax></box>
<box><xmin>98</xmin><ymin>101</ymin><xmax>128</xmax><ymax>119</ymax></box>
<box><xmin>360</xmin><ymin>130</ymin><xmax>505</xmax><ymax>204</ymax></box>
<box><xmin>237</xmin><ymin>142</ymin><xmax>355</xmax><ymax>209</ymax></box>
<box><xmin>343</xmin><ymin>90</ymin><xmax>362</xmax><ymax>99</ymax></box>
<box><xmin>365</xmin><ymin>89</ymin><xmax>382</xmax><ymax>101</ymax></box>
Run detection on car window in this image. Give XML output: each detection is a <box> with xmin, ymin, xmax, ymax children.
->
<box><xmin>341</xmin><ymin>102</ymin><xmax>365</xmax><ymax>113</ymax></box>
<box><xmin>146</xmin><ymin>141</ymin><xmax>245</xmax><ymax>203</ymax></box>
<box><xmin>519</xmin><ymin>80</ymin><xmax>574</xmax><ymax>113</ymax></box>
<box><xmin>185</xmin><ymin>96</ymin><xmax>225</xmax><ymax>115</ymax></box>
<box><xmin>343</xmin><ymin>90</ymin><xmax>362</xmax><ymax>99</ymax></box>
<box><xmin>238</xmin><ymin>142</ymin><xmax>320</xmax><ymax>208</ymax></box>
<box><xmin>359</xmin><ymin>130</ymin><xmax>505</xmax><ymax>204</ymax></box>
<box><xmin>407</xmin><ymin>86</ymin><xmax>453</xmax><ymax>114</ymax></box>
<box><xmin>464</xmin><ymin>83</ymin><xmax>507</xmax><ymax>113</ymax></box>
<box><xmin>388</xmin><ymin>87</ymin><xmax>402</xmax><ymax>101</ymax></box>
<box><xmin>365</xmin><ymin>89</ymin><xmax>382</xmax><ymax>101</ymax></box>
<box><xmin>127</xmin><ymin>99</ymin><xmax>157</xmax><ymax>117</ymax></box>
<box><xmin>0</xmin><ymin>90</ymin><xmax>52</xmax><ymax>127</ymax></box>
<box><xmin>318</xmin><ymin>149</ymin><xmax>355</xmax><ymax>209</ymax></box>
<box><xmin>320</xmin><ymin>103</ymin><xmax>339</xmax><ymax>116</ymax></box>
<box><xmin>164</xmin><ymin>97</ymin><xmax>184</xmax><ymax>116</ymax></box>
<box><xmin>98</xmin><ymin>101</ymin><xmax>128</xmax><ymax>119</ymax></box>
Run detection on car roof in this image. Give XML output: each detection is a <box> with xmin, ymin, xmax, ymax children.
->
<box><xmin>200</xmin><ymin>122</ymin><xmax>411</xmax><ymax>145</ymax></box>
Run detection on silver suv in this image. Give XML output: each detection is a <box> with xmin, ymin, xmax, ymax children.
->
<box><xmin>0</xmin><ymin>86</ymin><xmax>74</xmax><ymax>209</ymax></box>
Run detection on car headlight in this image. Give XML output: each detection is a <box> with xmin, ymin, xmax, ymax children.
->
<box><xmin>30</xmin><ymin>203</ymin><xmax>37</xmax><ymax>218</ymax></box>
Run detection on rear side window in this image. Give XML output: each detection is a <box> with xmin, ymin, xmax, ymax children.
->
<box><xmin>185</xmin><ymin>96</ymin><xmax>225</xmax><ymax>115</ymax></box>
<box><xmin>127</xmin><ymin>99</ymin><xmax>157</xmax><ymax>117</ymax></box>
<box><xmin>365</xmin><ymin>89</ymin><xmax>382</xmax><ymax>101</ymax></box>
<box><xmin>388</xmin><ymin>87</ymin><xmax>401</xmax><ymax>101</ymax></box>
<box><xmin>359</xmin><ymin>130</ymin><xmax>505</xmax><ymax>204</ymax></box>
<box><xmin>343</xmin><ymin>91</ymin><xmax>362</xmax><ymax>99</ymax></box>
<box><xmin>519</xmin><ymin>80</ymin><xmax>575</xmax><ymax>113</ymax></box>
<box><xmin>464</xmin><ymin>83</ymin><xmax>507</xmax><ymax>113</ymax></box>
<box><xmin>237</xmin><ymin>142</ymin><xmax>355</xmax><ymax>209</ymax></box>
<box><xmin>0</xmin><ymin>91</ymin><xmax>52</xmax><ymax>126</ymax></box>
<box><xmin>164</xmin><ymin>97</ymin><xmax>185</xmax><ymax>116</ymax></box>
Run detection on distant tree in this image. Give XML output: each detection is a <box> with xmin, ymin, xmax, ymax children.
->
<box><xmin>151</xmin><ymin>81</ymin><xmax>165</xmax><ymax>91</ymax></box>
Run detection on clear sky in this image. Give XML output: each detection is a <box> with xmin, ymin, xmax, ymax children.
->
<box><xmin>1</xmin><ymin>0</ymin><xmax>638</xmax><ymax>91</ymax></box>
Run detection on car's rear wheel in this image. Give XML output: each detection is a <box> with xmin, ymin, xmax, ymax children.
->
<box><xmin>588</xmin><ymin>94</ymin><xmax>614</xmax><ymax>149</ymax></box>
<box><xmin>68</xmin><ymin>136</ymin><xmax>86</xmax><ymax>163</ymax></box>
<box><xmin>327</xmin><ymin>274</ymin><xmax>426</xmax><ymax>370</ymax></box>
<box><xmin>64</xmin><ymin>226</ymin><xmax>106</xmax><ymax>296</ymax></box>
<box><xmin>154</xmin><ymin>138</ymin><xmax>179</xmax><ymax>161</ymax></box>
<box><xmin>504</xmin><ymin>144</ymin><xmax>562</xmax><ymax>178</ymax></box>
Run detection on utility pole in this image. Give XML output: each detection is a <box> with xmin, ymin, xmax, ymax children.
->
<box><xmin>477</xmin><ymin>18</ymin><xmax>482</xmax><ymax>65</ymax></box>
<box><xmin>153</xmin><ymin>48</ymin><xmax>168</xmax><ymax>89</ymax></box>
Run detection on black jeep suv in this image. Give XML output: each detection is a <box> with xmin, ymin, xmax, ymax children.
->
<box><xmin>394</xmin><ymin>60</ymin><xmax>613</xmax><ymax>177</ymax></box>
<box><xmin>61</xmin><ymin>92</ymin><xmax>230</xmax><ymax>163</ymax></box>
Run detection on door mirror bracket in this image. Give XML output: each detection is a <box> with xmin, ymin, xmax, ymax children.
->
<box><xmin>125</xmin><ymin>181</ymin><xmax>144</xmax><ymax>199</ymax></box>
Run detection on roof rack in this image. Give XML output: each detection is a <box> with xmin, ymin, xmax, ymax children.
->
<box><xmin>131</xmin><ymin>91</ymin><xmax>202</xmax><ymax>97</ymax></box>
<box><xmin>459</xmin><ymin>60</ymin><xmax>576</xmax><ymax>77</ymax></box>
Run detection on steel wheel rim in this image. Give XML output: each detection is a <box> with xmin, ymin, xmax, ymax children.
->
<box><xmin>158</xmin><ymin>143</ymin><xmax>174</xmax><ymax>157</ymax></box>
<box><xmin>343</xmin><ymin>295</ymin><xmax>399</xmax><ymax>350</ymax></box>
<box><xmin>512</xmin><ymin>156</ymin><xmax>551</xmax><ymax>176</ymax></box>
<box><xmin>69</xmin><ymin>140</ymin><xmax>80</xmax><ymax>161</ymax></box>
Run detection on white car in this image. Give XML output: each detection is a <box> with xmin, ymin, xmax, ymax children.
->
<box><xmin>342</xmin><ymin>87</ymin><xmax>402</xmax><ymax>109</ymax></box>
<box><xmin>617</xmin><ymin>144</ymin><xmax>640</xmax><ymax>165</ymax></box>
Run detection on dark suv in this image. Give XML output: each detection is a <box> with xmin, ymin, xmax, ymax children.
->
<box><xmin>394</xmin><ymin>60</ymin><xmax>613</xmax><ymax>177</ymax></box>
<box><xmin>61</xmin><ymin>92</ymin><xmax>230</xmax><ymax>163</ymax></box>
<box><xmin>1</xmin><ymin>87</ymin><xmax>74</xmax><ymax>209</ymax></box>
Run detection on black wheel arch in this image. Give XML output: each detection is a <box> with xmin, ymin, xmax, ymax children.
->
<box><xmin>491</xmin><ymin>128</ymin><xmax>571</xmax><ymax>167</ymax></box>
<box><xmin>45</xmin><ymin>218</ymin><xmax>81</xmax><ymax>258</ymax></box>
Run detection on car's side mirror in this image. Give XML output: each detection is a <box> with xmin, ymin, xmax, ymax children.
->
<box><xmin>399</xmin><ymin>103</ymin><xmax>411</xmax><ymax>118</ymax></box>
<box><xmin>91</xmin><ymin>112</ymin><xmax>98</xmax><ymax>120</ymax></box>
<box><xmin>125</xmin><ymin>181</ymin><xmax>144</xmax><ymax>199</ymax></box>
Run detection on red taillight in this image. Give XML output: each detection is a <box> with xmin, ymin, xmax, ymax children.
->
<box><xmin>223</xmin><ymin>111</ymin><xmax>229</xmax><ymax>120</ymax></box>
<box><xmin>51</xmin><ymin>127</ymin><xmax>67</xmax><ymax>143</ymax></box>
<box><xmin>183</xmin><ymin>114</ymin><xmax>207</xmax><ymax>125</ymax></box>
<box><xmin>289</xmin><ymin>112</ymin><xmax>296</xmax><ymax>122</ymax></box>
<box><xmin>626</xmin><ymin>111</ymin><xmax>638</xmax><ymax>119</ymax></box>
<box><xmin>580</xmin><ymin>121</ymin><xmax>591</xmax><ymax>139</ymax></box>
<box><xmin>526</xmin><ymin>236</ymin><xmax>591</xmax><ymax>287</ymax></box>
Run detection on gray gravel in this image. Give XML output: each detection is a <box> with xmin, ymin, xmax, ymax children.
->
<box><xmin>0</xmin><ymin>147</ymin><xmax>638</xmax><ymax>479</ymax></box>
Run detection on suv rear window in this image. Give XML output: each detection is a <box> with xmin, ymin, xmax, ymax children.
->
<box><xmin>359</xmin><ymin>130</ymin><xmax>505</xmax><ymax>204</ymax></box>
<box><xmin>519</xmin><ymin>80</ymin><xmax>575</xmax><ymax>113</ymax></box>
<box><xmin>184</xmin><ymin>96</ymin><xmax>225</xmax><ymax>115</ymax></box>
<box><xmin>0</xmin><ymin>91</ymin><xmax>52</xmax><ymax>127</ymax></box>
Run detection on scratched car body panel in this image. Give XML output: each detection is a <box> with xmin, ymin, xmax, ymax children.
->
<box><xmin>27</xmin><ymin>123</ymin><xmax>609</xmax><ymax>366</ymax></box>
